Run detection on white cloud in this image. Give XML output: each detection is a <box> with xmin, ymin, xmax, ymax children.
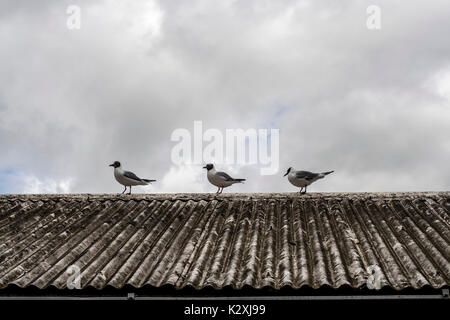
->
<box><xmin>22</xmin><ymin>175</ymin><xmax>74</xmax><ymax>194</ymax></box>
<box><xmin>433</xmin><ymin>68</ymin><xmax>450</xmax><ymax>100</ymax></box>
<box><xmin>159</xmin><ymin>165</ymin><xmax>206</xmax><ymax>193</ymax></box>
<box><xmin>0</xmin><ymin>0</ymin><xmax>449</xmax><ymax>194</ymax></box>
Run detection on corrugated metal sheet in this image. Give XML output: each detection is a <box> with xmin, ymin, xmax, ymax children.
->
<box><xmin>0</xmin><ymin>192</ymin><xmax>448</xmax><ymax>291</ymax></box>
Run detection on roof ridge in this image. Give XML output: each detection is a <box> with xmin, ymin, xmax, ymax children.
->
<box><xmin>0</xmin><ymin>192</ymin><xmax>448</xmax><ymax>202</ymax></box>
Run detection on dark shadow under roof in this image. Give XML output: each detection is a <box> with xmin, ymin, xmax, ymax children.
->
<box><xmin>0</xmin><ymin>192</ymin><xmax>449</xmax><ymax>293</ymax></box>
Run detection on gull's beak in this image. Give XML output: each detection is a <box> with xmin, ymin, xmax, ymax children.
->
<box><xmin>202</xmin><ymin>166</ymin><xmax>207</xmax><ymax>169</ymax></box>
<box><xmin>109</xmin><ymin>164</ymin><xmax>114</xmax><ymax>167</ymax></box>
<box><xmin>283</xmin><ymin>171</ymin><xmax>288</xmax><ymax>177</ymax></box>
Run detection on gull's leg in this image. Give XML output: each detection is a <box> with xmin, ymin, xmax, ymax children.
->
<box><xmin>299</xmin><ymin>187</ymin><xmax>303</xmax><ymax>194</ymax></box>
<box><xmin>220</xmin><ymin>187</ymin><xmax>223</xmax><ymax>194</ymax></box>
<box><xmin>302</xmin><ymin>186</ymin><xmax>307</xmax><ymax>194</ymax></box>
<box><xmin>128</xmin><ymin>186</ymin><xmax>132</xmax><ymax>195</ymax></box>
<box><xmin>216</xmin><ymin>187</ymin><xmax>220</xmax><ymax>194</ymax></box>
<box><xmin>121</xmin><ymin>186</ymin><xmax>127</xmax><ymax>194</ymax></box>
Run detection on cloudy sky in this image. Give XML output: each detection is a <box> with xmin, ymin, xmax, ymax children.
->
<box><xmin>0</xmin><ymin>0</ymin><xmax>449</xmax><ymax>194</ymax></box>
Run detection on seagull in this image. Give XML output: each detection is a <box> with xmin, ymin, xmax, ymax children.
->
<box><xmin>284</xmin><ymin>167</ymin><xmax>333</xmax><ymax>194</ymax></box>
<box><xmin>203</xmin><ymin>163</ymin><xmax>245</xmax><ymax>194</ymax></box>
<box><xmin>109</xmin><ymin>161</ymin><xmax>156</xmax><ymax>195</ymax></box>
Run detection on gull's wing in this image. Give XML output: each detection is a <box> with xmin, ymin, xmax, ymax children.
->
<box><xmin>295</xmin><ymin>171</ymin><xmax>319</xmax><ymax>180</ymax></box>
<box><xmin>216</xmin><ymin>171</ymin><xmax>234</xmax><ymax>181</ymax></box>
<box><xmin>124</xmin><ymin>170</ymin><xmax>143</xmax><ymax>182</ymax></box>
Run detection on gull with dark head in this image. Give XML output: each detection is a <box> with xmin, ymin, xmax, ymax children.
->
<box><xmin>284</xmin><ymin>167</ymin><xmax>333</xmax><ymax>194</ymax></box>
<box><xmin>203</xmin><ymin>163</ymin><xmax>245</xmax><ymax>194</ymax></box>
<box><xmin>109</xmin><ymin>161</ymin><xmax>156</xmax><ymax>195</ymax></box>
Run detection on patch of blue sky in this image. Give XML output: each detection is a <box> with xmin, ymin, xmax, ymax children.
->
<box><xmin>257</xmin><ymin>103</ymin><xmax>291</xmax><ymax>129</ymax></box>
<box><xmin>0</xmin><ymin>168</ymin><xmax>22</xmax><ymax>194</ymax></box>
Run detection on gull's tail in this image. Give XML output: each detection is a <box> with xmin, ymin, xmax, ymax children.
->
<box><xmin>318</xmin><ymin>171</ymin><xmax>334</xmax><ymax>179</ymax></box>
<box><xmin>142</xmin><ymin>179</ymin><xmax>156</xmax><ymax>183</ymax></box>
<box><xmin>233</xmin><ymin>178</ymin><xmax>246</xmax><ymax>183</ymax></box>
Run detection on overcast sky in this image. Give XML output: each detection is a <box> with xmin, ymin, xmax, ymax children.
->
<box><xmin>0</xmin><ymin>0</ymin><xmax>449</xmax><ymax>194</ymax></box>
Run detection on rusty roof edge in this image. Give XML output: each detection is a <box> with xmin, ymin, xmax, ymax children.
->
<box><xmin>0</xmin><ymin>191</ymin><xmax>449</xmax><ymax>202</ymax></box>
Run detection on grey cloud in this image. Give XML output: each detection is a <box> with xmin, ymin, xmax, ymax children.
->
<box><xmin>0</xmin><ymin>0</ymin><xmax>449</xmax><ymax>194</ymax></box>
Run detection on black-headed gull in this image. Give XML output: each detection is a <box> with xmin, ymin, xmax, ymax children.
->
<box><xmin>109</xmin><ymin>161</ymin><xmax>156</xmax><ymax>194</ymax></box>
<box><xmin>203</xmin><ymin>163</ymin><xmax>245</xmax><ymax>194</ymax></box>
<box><xmin>284</xmin><ymin>167</ymin><xmax>333</xmax><ymax>194</ymax></box>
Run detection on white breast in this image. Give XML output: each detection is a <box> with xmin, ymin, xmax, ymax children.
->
<box><xmin>288</xmin><ymin>173</ymin><xmax>309</xmax><ymax>187</ymax></box>
<box><xmin>114</xmin><ymin>168</ymin><xmax>144</xmax><ymax>186</ymax></box>
<box><xmin>207</xmin><ymin>171</ymin><xmax>233</xmax><ymax>187</ymax></box>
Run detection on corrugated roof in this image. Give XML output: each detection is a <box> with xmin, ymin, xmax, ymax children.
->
<box><xmin>0</xmin><ymin>192</ymin><xmax>449</xmax><ymax>291</ymax></box>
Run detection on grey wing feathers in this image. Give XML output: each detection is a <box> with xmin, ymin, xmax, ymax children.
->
<box><xmin>295</xmin><ymin>171</ymin><xmax>319</xmax><ymax>180</ymax></box>
<box><xmin>124</xmin><ymin>171</ymin><xmax>143</xmax><ymax>182</ymax></box>
<box><xmin>216</xmin><ymin>171</ymin><xmax>234</xmax><ymax>181</ymax></box>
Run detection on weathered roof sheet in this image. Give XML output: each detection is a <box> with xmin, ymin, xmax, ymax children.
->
<box><xmin>0</xmin><ymin>192</ymin><xmax>449</xmax><ymax>291</ymax></box>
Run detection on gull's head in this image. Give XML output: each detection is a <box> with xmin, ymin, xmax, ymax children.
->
<box><xmin>283</xmin><ymin>167</ymin><xmax>293</xmax><ymax>177</ymax></box>
<box><xmin>109</xmin><ymin>161</ymin><xmax>121</xmax><ymax>168</ymax></box>
<box><xmin>203</xmin><ymin>163</ymin><xmax>214</xmax><ymax>171</ymax></box>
